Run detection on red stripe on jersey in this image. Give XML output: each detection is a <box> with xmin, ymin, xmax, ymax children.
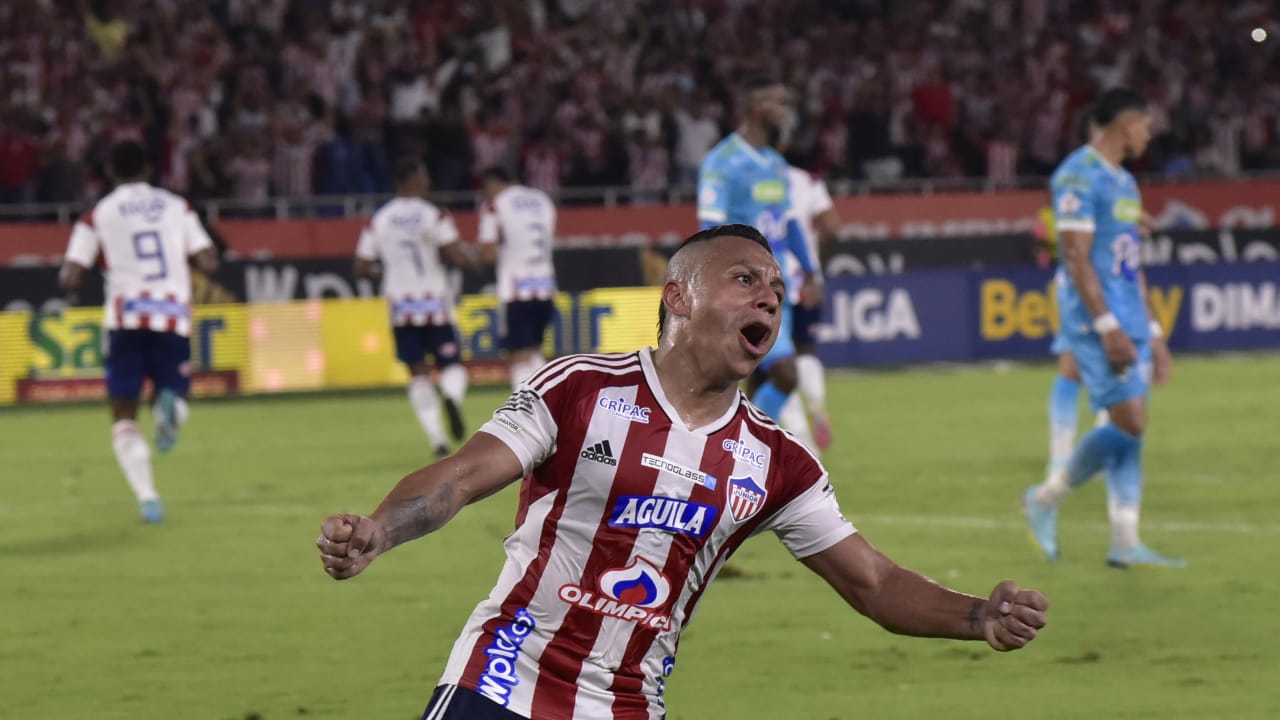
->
<box><xmin>456</xmin><ymin>373</ymin><xmax>598</xmax><ymax>692</ymax></box>
<box><xmin>115</xmin><ymin>296</ymin><xmax>125</xmax><ymax>327</ymax></box>
<box><xmin>530</xmin><ymin>381</ymin><xmax>669</xmax><ymax>718</ymax></box>
<box><xmin>166</xmin><ymin>294</ymin><xmax>178</xmax><ymax>333</ymax></box>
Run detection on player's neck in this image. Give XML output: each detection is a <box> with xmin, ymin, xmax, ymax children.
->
<box><xmin>651</xmin><ymin>343</ymin><xmax>740</xmax><ymax>428</ymax></box>
<box><xmin>736</xmin><ymin>124</ymin><xmax>770</xmax><ymax>149</ymax></box>
<box><xmin>1088</xmin><ymin>136</ymin><xmax>1126</xmax><ymax>168</ymax></box>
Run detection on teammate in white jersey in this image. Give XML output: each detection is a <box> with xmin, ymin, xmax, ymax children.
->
<box><xmin>476</xmin><ymin>167</ymin><xmax>559</xmax><ymax>389</ymax></box>
<box><xmin>318</xmin><ymin>224</ymin><xmax>1048</xmax><ymax>720</ymax></box>
<box><xmin>357</xmin><ymin>158</ymin><xmax>476</xmax><ymax>458</ymax></box>
<box><xmin>777</xmin><ymin>165</ymin><xmax>840</xmax><ymax>450</ymax></box>
<box><xmin>59</xmin><ymin>141</ymin><xmax>218</xmax><ymax>523</ymax></box>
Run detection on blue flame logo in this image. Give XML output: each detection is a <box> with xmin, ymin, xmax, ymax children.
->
<box><xmin>599</xmin><ymin>557</ymin><xmax>670</xmax><ymax>608</ymax></box>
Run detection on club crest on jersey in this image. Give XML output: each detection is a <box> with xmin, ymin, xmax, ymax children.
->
<box><xmin>609</xmin><ymin>495</ymin><xmax>717</xmax><ymax>537</ymax></box>
<box><xmin>721</xmin><ymin>439</ymin><xmax>767</xmax><ymax>469</ymax></box>
<box><xmin>598</xmin><ymin>396</ymin><xmax>651</xmax><ymax>423</ymax></box>
<box><xmin>727</xmin><ymin>475</ymin><xmax>768</xmax><ymax>523</ymax></box>
<box><xmin>558</xmin><ymin>557</ymin><xmax>672</xmax><ymax>630</ymax></box>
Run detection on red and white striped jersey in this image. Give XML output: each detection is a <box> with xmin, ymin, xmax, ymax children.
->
<box><xmin>784</xmin><ymin>166</ymin><xmax>834</xmax><ymax>305</ymax></box>
<box><xmin>64</xmin><ymin>182</ymin><xmax>213</xmax><ymax>337</ymax></box>
<box><xmin>356</xmin><ymin>197</ymin><xmax>461</xmax><ymax>326</ymax></box>
<box><xmin>442</xmin><ymin>349</ymin><xmax>856</xmax><ymax>719</ymax></box>
<box><xmin>478</xmin><ymin>185</ymin><xmax>558</xmax><ymax>303</ymax></box>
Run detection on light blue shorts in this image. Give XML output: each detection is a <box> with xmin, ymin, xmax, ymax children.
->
<box><xmin>1067</xmin><ymin>333</ymin><xmax>1151</xmax><ymax>410</ymax></box>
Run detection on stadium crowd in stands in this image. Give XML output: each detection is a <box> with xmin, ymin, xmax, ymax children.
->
<box><xmin>1</xmin><ymin>0</ymin><xmax>1277</xmax><ymax>208</ymax></box>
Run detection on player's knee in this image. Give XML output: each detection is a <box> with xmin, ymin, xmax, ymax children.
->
<box><xmin>1108</xmin><ymin>403</ymin><xmax>1147</xmax><ymax>436</ymax></box>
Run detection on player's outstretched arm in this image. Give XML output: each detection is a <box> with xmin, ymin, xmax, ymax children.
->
<box><xmin>801</xmin><ymin>534</ymin><xmax>1048</xmax><ymax>651</ymax></box>
<box><xmin>317</xmin><ymin>432</ymin><xmax>524</xmax><ymax>580</ymax></box>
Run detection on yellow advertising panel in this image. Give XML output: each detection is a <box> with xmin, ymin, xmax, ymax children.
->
<box><xmin>320</xmin><ymin>298</ymin><xmax>406</xmax><ymax>388</ymax></box>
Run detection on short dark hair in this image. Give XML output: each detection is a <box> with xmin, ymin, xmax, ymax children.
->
<box><xmin>393</xmin><ymin>156</ymin><xmax>425</xmax><ymax>186</ymax></box>
<box><xmin>109</xmin><ymin>141</ymin><xmax>149</xmax><ymax>180</ymax></box>
<box><xmin>1092</xmin><ymin>87</ymin><xmax>1147</xmax><ymax>127</ymax></box>
<box><xmin>738</xmin><ymin>73</ymin><xmax>782</xmax><ymax>99</ymax></box>
<box><xmin>657</xmin><ymin>224</ymin><xmax>771</xmax><ymax>340</ymax></box>
<box><xmin>481</xmin><ymin>166</ymin><xmax>513</xmax><ymax>184</ymax></box>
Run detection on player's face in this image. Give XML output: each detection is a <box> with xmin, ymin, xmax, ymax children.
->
<box><xmin>692</xmin><ymin>237</ymin><xmax>784</xmax><ymax>378</ymax></box>
<box><xmin>751</xmin><ymin>85</ymin><xmax>791</xmax><ymax>131</ymax></box>
<box><xmin>1121</xmin><ymin>110</ymin><xmax>1152</xmax><ymax>159</ymax></box>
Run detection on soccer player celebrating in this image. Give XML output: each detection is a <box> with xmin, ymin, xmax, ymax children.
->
<box><xmin>317</xmin><ymin>225</ymin><xmax>1048</xmax><ymax>720</ymax></box>
<box><xmin>779</xmin><ymin>163</ymin><xmax>840</xmax><ymax>450</ymax></box>
<box><xmin>356</xmin><ymin>157</ymin><xmax>473</xmax><ymax>458</ymax></box>
<box><xmin>697</xmin><ymin>75</ymin><xmax>821</xmax><ymax>422</ymax></box>
<box><xmin>59</xmin><ymin>140</ymin><xmax>219</xmax><ymax>523</ymax></box>
<box><xmin>476</xmin><ymin>166</ymin><xmax>559</xmax><ymax>389</ymax></box>
<box><xmin>1024</xmin><ymin>88</ymin><xmax>1182</xmax><ymax>568</ymax></box>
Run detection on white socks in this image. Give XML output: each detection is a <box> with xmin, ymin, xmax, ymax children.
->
<box><xmin>510</xmin><ymin>354</ymin><xmax>546</xmax><ymax>390</ymax></box>
<box><xmin>1108</xmin><ymin>497</ymin><xmax>1140</xmax><ymax>552</ymax></box>
<box><xmin>439</xmin><ymin>364</ymin><xmax>468</xmax><ymax>403</ymax></box>
<box><xmin>795</xmin><ymin>354</ymin><xmax>826</xmax><ymax>413</ymax></box>
<box><xmin>779</xmin><ymin>394</ymin><xmax>815</xmax><ymax>447</ymax></box>
<box><xmin>112</xmin><ymin>420</ymin><xmax>157</xmax><ymax>502</ymax></box>
<box><xmin>408</xmin><ymin>376</ymin><xmax>446</xmax><ymax>446</ymax></box>
<box><xmin>1035</xmin><ymin>468</ymin><xmax>1071</xmax><ymax>508</ymax></box>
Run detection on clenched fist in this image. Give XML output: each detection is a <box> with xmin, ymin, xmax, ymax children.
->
<box><xmin>316</xmin><ymin>513</ymin><xmax>387</xmax><ymax>580</ymax></box>
<box><xmin>981</xmin><ymin>580</ymin><xmax>1049</xmax><ymax>651</ymax></box>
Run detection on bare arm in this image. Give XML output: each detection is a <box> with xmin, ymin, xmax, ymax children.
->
<box><xmin>479</xmin><ymin>242</ymin><xmax>499</xmax><ymax>266</ymax></box>
<box><xmin>192</xmin><ymin>247</ymin><xmax>219</xmax><ymax>274</ymax></box>
<box><xmin>440</xmin><ymin>242</ymin><xmax>482</xmax><ymax>271</ymax></box>
<box><xmin>813</xmin><ymin>208</ymin><xmax>840</xmax><ymax>265</ymax></box>
<box><xmin>801</xmin><ymin>534</ymin><xmax>1047</xmax><ymax>650</ymax></box>
<box><xmin>354</xmin><ymin>256</ymin><xmax>382</xmax><ymax>281</ymax></box>
<box><xmin>58</xmin><ymin>262</ymin><xmax>88</xmax><ymax>293</ymax></box>
<box><xmin>1061</xmin><ymin>229</ymin><xmax>1108</xmax><ymax>320</ymax></box>
<box><xmin>317</xmin><ymin>432</ymin><xmax>525</xmax><ymax>579</ymax></box>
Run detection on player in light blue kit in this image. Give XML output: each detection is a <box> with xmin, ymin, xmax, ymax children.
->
<box><xmin>697</xmin><ymin>75</ymin><xmax>820</xmax><ymax>421</ymax></box>
<box><xmin>1023</xmin><ymin>88</ymin><xmax>1181</xmax><ymax>569</ymax></box>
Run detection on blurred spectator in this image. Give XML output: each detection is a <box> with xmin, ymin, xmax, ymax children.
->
<box><xmin>0</xmin><ymin>0</ymin><xmax>1278</xmax><ymax>212</ymax></box>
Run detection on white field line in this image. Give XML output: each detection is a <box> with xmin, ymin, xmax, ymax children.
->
<box><xmin>857</xmin><ymin>513</ymin><xmax>1277</xmax><ymax>535</ymax></box>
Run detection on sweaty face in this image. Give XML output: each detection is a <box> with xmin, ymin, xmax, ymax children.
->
<box><xmin>1121</xmin><ymin>110</ymin><xmax>1152</xmax><ymax>159</ymax></box>
<box><xmin>685</xmin><ymin>236</ymin><xmax>784</xmax><ymax>380</ymax></box>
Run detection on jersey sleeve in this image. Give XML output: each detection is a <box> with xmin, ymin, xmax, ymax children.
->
<box><xmin>766</xmin><ymin>474</ymin><xmax>857</xmax><ymax>559</ymax></box>
<box><xmin>810</xmin><ymin>178</ymin><xmax>834</xmax><ymax>216</ymax></box>
<box><xmin>64</xmin><ymin>215</ymin><xmax>101</xmax><ymax>268</ymax></box>
<box><xmin>181</xmin><ymin>209</ymin><xmax>215</xmax><ymax>255</ymax></box>
<box><xmin>1051</xmin><ymin>166</ymin><xmax>1096</xmax><ymax>234</ymax></box>
<box><xmin>429</xmin><ymin>211</ymin><xmax>461</xmax><ymax>247</ymax></box>
<box><xmin>697</xmin><ymin>155</ymin><xmax>729</xmax><ymax>227</ymax></box>
<box><xmin>478</xmin><ymin>202</ymin><xmax>500</xmax><ymax>244</ymax></box>
<box><xmin>476</xmin><ymin>385</ymin><xmax>560</xmax><ymax>475</ymax></box>
<box><xmin>355</xmin><ymin>224</ymin><xmax>378</xmax><ymax>260</ymax></box>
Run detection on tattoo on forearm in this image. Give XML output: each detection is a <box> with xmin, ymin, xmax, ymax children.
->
<box><xmin>383</xmin><ymin>483</ymin><xmax>457</xmax><ymax>548</ymax></box>
<box><xmin>967</xmin><ymin>600</ymin><xmax>985</xmax><ymax>634</ymax></box>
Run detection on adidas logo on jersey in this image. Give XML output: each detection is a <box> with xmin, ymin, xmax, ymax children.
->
<box><xmin>581</xmin><ymin>440</ymin><xmax>617</xmax><ymax>466</ymax></box>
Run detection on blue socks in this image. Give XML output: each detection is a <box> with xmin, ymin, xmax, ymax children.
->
<box><xmin>752</xmin><ymin>381</ymin><xmax>789</xmax><ymax>420</ymax></box>
<box><xmin>1048</xmin><ymin>375</ymin><xmax>1081</xmax><ymax>472</ymax></box>
<box><xmin>1067</xmin><ymin>423</ymin><xmax>1141</xmax><ymax>490</ymax></box>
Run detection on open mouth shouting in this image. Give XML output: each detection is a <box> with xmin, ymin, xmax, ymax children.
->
<box><xmin>739</xmin><ymin>320</ymin><xmax>773</xmax><ymax>358</ymax></box>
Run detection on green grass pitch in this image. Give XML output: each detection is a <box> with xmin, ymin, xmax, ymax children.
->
<box><xmin>4</xmin><ymin>354</ymin><xmax>1278</xmax><ymax>719</ymax></box>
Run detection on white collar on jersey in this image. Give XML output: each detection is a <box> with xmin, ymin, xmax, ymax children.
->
<box><xmin>729</xmin><ymin>133</ymin><xmax>772</xmax><ymax>168</ymax></box>
<box><xmin>639</xmin><ymin>347</ymin><xmax>743</xmax><ymax>435</ymax></box>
